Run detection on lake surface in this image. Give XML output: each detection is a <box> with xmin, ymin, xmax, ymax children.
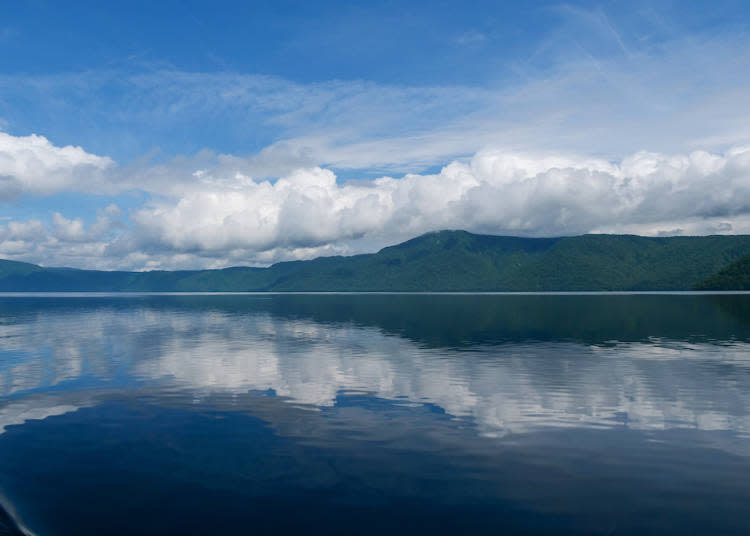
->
<box><xmin>1</xmin><ymin>293</ymin><xmax>749</xmax><ymax>535</ymax></box>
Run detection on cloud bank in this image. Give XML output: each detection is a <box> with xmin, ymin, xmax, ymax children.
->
<box><xmin>2</xmin><ymin>131</ymin><xmax>750</xmax><ymax>269</ymax></box>
<box><xmin>129</xmin><ymin>147</ymin><xmax>750</xmax><ymax>257</ymax></box>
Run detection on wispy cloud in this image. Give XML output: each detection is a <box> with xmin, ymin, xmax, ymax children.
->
<box><xmin>455</xmin><ymin>30</ymin><xmax>487</xmax><ymax>46</ymax></box>
<box><xmin>2</xmin><ymin>22</ymin><xmax>749</xmax><ymax>176</ymax></box>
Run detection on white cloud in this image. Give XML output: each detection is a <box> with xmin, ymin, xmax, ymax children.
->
<box><xmin>121</xmin><ymin>146</ymin><xmax>750</xmax><ymax>265</ymax></box>
<box><xmin>0</xmin><ymin>132</ymin><xmax>113</xmax><ymax>199</ymax></box>
<box><xmin>2</xmin><ymin>143</ymin><xmax>750</xmax><ymax>269</ymax></box>
<box><xmin>0</xmin><ymin>204</ymin><xmax>125</xmax><ymax>269</ymax></box>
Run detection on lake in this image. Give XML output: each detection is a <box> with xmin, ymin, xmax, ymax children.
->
<box><xmin>1</xmin><ymin>293</ymin><xmax>749</xmax><ymax>535</ymax></box>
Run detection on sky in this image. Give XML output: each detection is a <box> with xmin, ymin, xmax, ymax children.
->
<box><xmin>2</xmin><ymin>0</ymin><xmax>750</xmax><ymax>270</ymax></box>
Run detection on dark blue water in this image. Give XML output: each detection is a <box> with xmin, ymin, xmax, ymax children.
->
<box><xmin>1</xmin><ymin>293</ymin><xmax>749</xmax><ymax>535</ymax></box>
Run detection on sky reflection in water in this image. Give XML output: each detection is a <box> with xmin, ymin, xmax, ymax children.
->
<box><xmin>1</xmin><ymin>294</ymin><xmax>749</xmax><ymax>535</ymax></box>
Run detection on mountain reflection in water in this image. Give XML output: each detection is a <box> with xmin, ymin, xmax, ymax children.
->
<box><xmin>1</xmin><ymin>294</ymin><xmax>749</xmax><ymax>535</ymax></box>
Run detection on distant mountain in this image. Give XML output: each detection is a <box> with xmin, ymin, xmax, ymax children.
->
<box><xmin>3</xmin><ymin>231</ymin><xmax>750</xmax><ymax>291</ymax></box>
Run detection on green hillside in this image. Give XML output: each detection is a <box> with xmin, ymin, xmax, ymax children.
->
<box><xmin>696</xmin><ymin>253</ymin><xmax>750</xmax><ymax>290</ymax></box>
<box><xmin>3</xmin><ymin>231</ymin><xmax>750</xmax><ymax>291</ymax></box>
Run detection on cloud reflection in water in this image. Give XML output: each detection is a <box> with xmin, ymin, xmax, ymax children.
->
<box><xmin>1</xmin><ymin>295</ymin><xmax>750</xmax><ymax>437</ymax></box>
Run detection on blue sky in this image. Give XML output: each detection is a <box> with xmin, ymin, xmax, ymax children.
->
<box><xmin>4</xmin><ymin>0</ymin><xmax>746</xmax><ymax>160</ymax></box>
<box><xmin>2</xmin><ymin>1</ymin><xmax>750</xmax><ymax>269</ymax></box>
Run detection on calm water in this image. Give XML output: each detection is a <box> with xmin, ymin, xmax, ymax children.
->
<box><xmin>1</xmin><ymin>294</ymin><xmax>750</xmax><ymax>535</ymax></box>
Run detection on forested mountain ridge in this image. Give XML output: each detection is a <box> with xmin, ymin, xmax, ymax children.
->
<box><xmin>696</xmin><ymin>252</ymin><xmax>750</xmax><ymax>290</ymax></box>
<box><xmin>3</xmin><ymin>231</ymin><xmax>750</xmax><ymax>291</ymax></box>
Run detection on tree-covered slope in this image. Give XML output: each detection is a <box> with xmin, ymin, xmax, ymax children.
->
<box><xmin>268</xmin><ymin>232</ymin><xmax>750</xmax><ymax>291</ymax></box>
<box><xmin>696</xmin><ymin>253</ymin><xmax>750</xmax><ymax>290</ymax></box>
<box><xmin>0</xmin><ymin>259</ymin><xmax>44</xmax><ymax>278</ymax></box>
<box><xmin>3</xmin><ymin>231</ymin><xmax>750</xmax><ymax>291</ymax></box>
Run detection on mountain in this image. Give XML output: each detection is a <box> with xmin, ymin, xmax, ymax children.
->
<box><xmin>696</xmin><ymin>252</ymin><xmax>750</xmax><ymax>290</ymax></box>
<box><xmin>3</xmin><ymin>231</ymin><xmax>750</xmax><ymax>291</ymax></box>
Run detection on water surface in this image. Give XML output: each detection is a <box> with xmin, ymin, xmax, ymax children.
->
<box><xmin>1</xmin><ymin>294</ymin><xmax>749</xmax><ymax>535</ymax></box>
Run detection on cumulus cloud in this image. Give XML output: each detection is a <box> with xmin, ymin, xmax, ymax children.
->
<box><xmin>0</xmin><ymin>132</ymin><xmax>113</xmax><ymax>199</ymax></box>
<box><xmin>0</xmin><ymin>204</ymin><xmax>126</xmax><ymax>269</ymax></box>
<box><xmin>122</xmin><ymin>146</ymin><xmax>750</xmax><ymax>265</ymax></box>
<box><xmin>3</xmin><ymin>139</ymin><xmax>750</xmax><ymax>269</ymax></box>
